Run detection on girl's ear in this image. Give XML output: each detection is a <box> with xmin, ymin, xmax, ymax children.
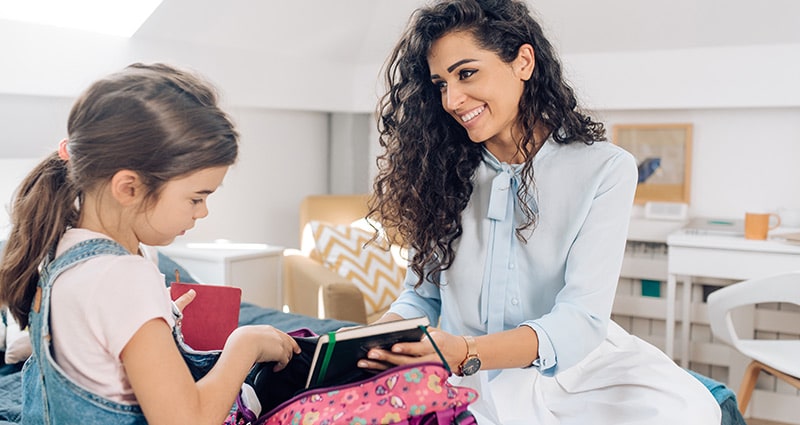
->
<box><xmin>514</xmin><ymin>43</ymin><xmax>535</xmax><ymax>81</ymax></box>
<box><xmin>110</xmin><ymin>170</ymin><xmax>143</xmax><ymax>206</ymax></box>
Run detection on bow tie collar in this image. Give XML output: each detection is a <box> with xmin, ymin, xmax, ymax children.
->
<box><xmin>482</xmin><ymin>148</ymin><xmax>523</xmax><ymax>221</ymax></box>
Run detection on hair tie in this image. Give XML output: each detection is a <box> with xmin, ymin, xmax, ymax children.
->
<box><xmin>58</xmin><ymin>138</ymin><xmax>70</xmax><ymax>161</ymax></box>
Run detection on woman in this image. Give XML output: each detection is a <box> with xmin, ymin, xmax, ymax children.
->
<box><xmin>359</xmin><ymin>1</ymin><xmax>721</xmax><ymax>424</ymax></box>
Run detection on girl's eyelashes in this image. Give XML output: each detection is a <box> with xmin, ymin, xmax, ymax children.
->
<box><xmin>433</xmin><ymin>80</ymin><xmax>447</xmax><ymax>91</ymax></box>
<box><xmin>191</xmin><ymin>198</ymin><xmax>204</xmax><ymax>205</ymax></box>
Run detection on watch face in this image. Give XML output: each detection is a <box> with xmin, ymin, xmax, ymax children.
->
<box><xmin>461</xmin><ymin>357</ymin><xmax>482</xmax><ymax>376</ymax></box>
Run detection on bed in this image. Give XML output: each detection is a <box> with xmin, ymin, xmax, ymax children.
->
<box><xmin>0</xmin><ymin>310</ymin><xmax>749</xmax><ymax>425</ymax></box>
<box><xmin>0</xmin><ymin>249</ymin><xmax>746</xmax><ymax>424</ymax></box>
<box><xmin>0</xmin><ymin>248</ymin><xmax>354</xmax><ymax>424</ymax></box>
<box><xmin>0</xmin><ymin>302</ymin><xmax>352</xmax><ymax>424</ymax></box>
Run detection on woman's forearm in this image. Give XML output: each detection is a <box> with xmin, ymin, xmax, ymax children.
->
<box><xmin>471</xmin><ymin>326</ymin><xmax>539</xmax><ymax>370</ymax></box>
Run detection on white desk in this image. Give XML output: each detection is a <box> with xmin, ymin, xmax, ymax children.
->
<box><xmin>160</xmin><ymin>243</ymin><xmax>285</xmax><ymax>310</ymax></box>
<box><xmin>665</xmin><ymin>230</ymin><xmax>800</xmax><ymax>366</ymax></box>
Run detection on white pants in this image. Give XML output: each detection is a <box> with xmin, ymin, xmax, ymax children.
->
<box><xmin>451</xmin><ymin>322</ymin><xmax>721</xmax><ymax>425</ymax></box>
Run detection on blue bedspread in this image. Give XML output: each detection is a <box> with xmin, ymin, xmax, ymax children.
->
<box><xmin>0</xmin><ymin>363</ymin><xmax>22</xmax><ymax>424</ymax></box>
<box><xmin>686</xmin><ymin>369</ymin><xmax>747</xmax><ymax>425</ymax></box>
<box><xmin>0</xmin><ymin>242</ymin><xmax>751</xmax><ymax>424</ymax></box>
<box><xmin>0</xmin><ymin>338</ymin><xmax>747</xmax><ymax>425</ymax></box>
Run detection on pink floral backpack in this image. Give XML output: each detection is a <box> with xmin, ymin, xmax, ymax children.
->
<box><xmin>223</xmin><ymin>329</ymin><xmax>478</xmax><ymax>425</ymax></box>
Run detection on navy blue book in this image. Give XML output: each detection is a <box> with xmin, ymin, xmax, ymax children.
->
<box><xmin>305</xmin><ymin>316</ymin><xmax>430</xmax><ymax>388</ymax></box>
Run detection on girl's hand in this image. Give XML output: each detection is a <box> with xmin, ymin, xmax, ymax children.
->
<box><xmin>173</xmin><ymin>289</ymin><xmax>196</xmax><ymax>312</ymax></box>
<box><xmin>227</xmin><ymin>325</ymin><xmax>301</xmax><ymax>371</ymax></box>
<box><xmin>357</xmin><ymin>327</ymin><xmax>467</xmax><ymax>372</ymax></box>
<box><xmin>125</xmin><ymin>320</ymin><xmax>300</xmax><ymax>424</ymax></box>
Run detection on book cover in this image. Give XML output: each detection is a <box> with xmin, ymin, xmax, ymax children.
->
<box><xmin>305</xmin><ymin>316</ymin><xmax>430</xmax><ymax>388</ymax></box>
<box><xmin>170</xmin><ymin>282</ymin><xmax>242</xmax><ymax>351</ymax></box>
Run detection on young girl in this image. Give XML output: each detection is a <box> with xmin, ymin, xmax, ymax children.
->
<box><xmin>360</xmin><ymin>1</ymin><xmax>721</xmax><ymax>424</ymax></box>
<box><xmin>0</xmin><ymin>63</ymin><xmax>300</xmax><ymax>425</ymax></box>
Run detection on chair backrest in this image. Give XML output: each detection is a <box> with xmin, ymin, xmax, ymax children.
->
<box><xmin>298</xmin><ymin>194</ymin><xmax>370</xmax><ymax>245</ymax></box>
<box><xmin>707</xmin><ymin>270</ymin><xmax>800</xmax><ymax>349</ymax></box>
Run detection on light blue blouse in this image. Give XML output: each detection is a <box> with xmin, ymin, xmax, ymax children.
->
<box><xmin>388</xmin><ymin>139</ymin><xmax>637</xmax><ymax>376</ymax></box>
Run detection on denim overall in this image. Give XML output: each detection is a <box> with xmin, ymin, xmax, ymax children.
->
<box><xmin>21</xmin><ymin>238</ymin><xmax>222</xmax><ymax>424</ymax></box>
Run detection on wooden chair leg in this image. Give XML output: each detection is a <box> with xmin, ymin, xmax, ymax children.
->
<box><xmin>759</xmin><ymin>362</ymin><xmax>800</xmax><ymax>391</ymax></box>
<box><xmin>737</xmin><ymin>361</ymin><xmax>762</xmax><ymax>415</ymax></box>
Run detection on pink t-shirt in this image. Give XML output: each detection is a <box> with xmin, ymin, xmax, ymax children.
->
<box><xmin>50</xmin><ymin>228</ymin><xmax>175</xmax><ymax>404</ymax></box>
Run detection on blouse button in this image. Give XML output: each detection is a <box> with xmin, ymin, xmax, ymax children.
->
<box><xmin>511</xmin><ymin>297</ymin><xmax>519</xmax><ymax>306</ymax></box>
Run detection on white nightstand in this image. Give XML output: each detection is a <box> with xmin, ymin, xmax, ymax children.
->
<box><xmin>159</xmin><ymin>242</ymin><xmax>285</xmax><ymax>310</ymax></box>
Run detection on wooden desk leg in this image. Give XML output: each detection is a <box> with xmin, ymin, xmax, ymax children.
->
<box><xmin>680</xmin><ymin>275</ymin><xmax>692</xmax><ymax>368</ymax></box>
<box><xmin>665</xmin><ymin>273</ymin><xmax>677</xmax><ymax>359</ymax></box>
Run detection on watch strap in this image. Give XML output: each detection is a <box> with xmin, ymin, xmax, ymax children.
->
<box><xmin>458</xmin><ymin>335</ymin><xmax>480</xmax><ymax>376</ymax></box>
<box><xmin>463</xmin><ymin>335</ymin><xmax>478</xmax><ymax>357</ymax></box>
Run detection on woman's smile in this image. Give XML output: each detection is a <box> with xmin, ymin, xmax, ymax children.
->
<box><xmin>459</xmin><ymin>105</ymin><xmax>485</xmax><ymax>123</ymax></box>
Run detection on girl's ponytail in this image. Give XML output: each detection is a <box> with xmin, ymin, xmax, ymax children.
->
<box><xmin>1</xmin><ymin>62</ymin><xmax>238</xmax><ymax>328</ymax></box>
<box><xmin>0</xmin><ymin>152</ymin><xmax>78</xmax><ymax>328</ymax></box>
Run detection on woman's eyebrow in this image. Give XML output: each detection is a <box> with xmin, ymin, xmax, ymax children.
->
<box><xmin>431</xmin><ymin>58</ymin><xmax>478</xmax><ymax>79</ymax></box>
<box><xmin>447</xmin><ymin>58</ymin><xmax>477</xmax><ymax>73</ymax></box>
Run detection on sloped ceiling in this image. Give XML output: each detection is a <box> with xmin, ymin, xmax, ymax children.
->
<box><xmin>134</xmin><ymin>0</ymin><xmax>800</xmax><ymax>65</ymax></box>
<box><xmin>2</xmin><ymin>0</ymin><xmax>800</xmax><ymax>113</ymax></box>
<box><xmin>134</xmin><ymin>0</ymin><xmax>421</xmax><ymax>66</ymax></box>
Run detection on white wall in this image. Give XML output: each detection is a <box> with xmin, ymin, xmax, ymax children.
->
<box><xmin>0</xmin><ymin>107</ymin><xmax>331</xmax><ymax>249</ymax></box>
<box><xmin>3</xmin><ymin>15</ymin><xmax>800</xmax><ymax>250</ymax></box>
<box><xmin>599</xmin><ymin>108</ymin><xmax>800</xmax><ymax>219</ymax></box>
<box><xmin>0</xmin><ymin>19</ymin><xmax>365</xmax><ymax>250</ymax></box>
<box><xmin>0</xmin><ymin>94</ymin><xmax>74</xmax><ymax>158</ymax></box>
<box><xmin>7</xmin><ymin>104</ymin><xmax>793</xmax><ymax>249</ymax></box>
<box><xmin>360</xmin><ymin>106</ymin><xmax>800</xmax><ymax>222</ymax></box>
<box><xmin>353</xmin><ymin>44</ymin><xmax>800</xmax><ymax>112</ymax></box>
<box><xmin>0</xmin><ymin>158</ymin><xmax>41</xmax><ymax>238</ymax></box>
<box><xmin>355</xmin><ymin>43</ymin><xmax>800</xmax><ymax>223</ymax></box>
<box><xmin>330</xmin><ymin>113</ymin><xmax>373</xmax><ymax>194</ymax></box>
<box><xmin>181</xmin><ymin>107</ymin><xmax>330</xmax><ymax>249</ymax></box>
<box><xmin>563</xmin><ymin>44</ymin><xmax>800</xmax><ymax>111</ymax></box>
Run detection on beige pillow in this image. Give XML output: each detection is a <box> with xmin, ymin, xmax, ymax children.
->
<box><xmin>306</xmin><ymin>221</ymin><xmax>405</xmax><ymax>316</ymax></box>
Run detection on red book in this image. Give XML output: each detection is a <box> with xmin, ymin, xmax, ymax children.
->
<box><xmin>170</xmin><ymin>282</ymin><xmax>242</xmax><ymax>351</ymax></box>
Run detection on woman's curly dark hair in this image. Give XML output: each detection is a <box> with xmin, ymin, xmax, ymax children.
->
<box><xmin>369</xmin><ymin>0</ymin><xmax>606</xmax><ymax>288</ymax></box>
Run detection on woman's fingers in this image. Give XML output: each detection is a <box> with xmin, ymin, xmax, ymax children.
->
<box><xmin>357</xmin><ymin>358</ymin><xmax>392</xmax><ymax>371</ymax></box>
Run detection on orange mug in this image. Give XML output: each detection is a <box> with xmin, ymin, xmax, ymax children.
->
<box><xmin>744</xmin><ymin>212</ymin><xmax>781</xmax><ymax>240</ymax></box>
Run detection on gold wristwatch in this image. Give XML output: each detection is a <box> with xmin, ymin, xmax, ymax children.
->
<box><xmin>458</xmin><ymin>335</ymin><xmax>481</xmax><ymax>376</ymax></box>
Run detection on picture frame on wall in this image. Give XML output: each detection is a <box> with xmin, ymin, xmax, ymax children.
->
<box><xmin>612</xmin><ymin>123</ymin><xmax>693</xmax><ymax>204</ymax></box>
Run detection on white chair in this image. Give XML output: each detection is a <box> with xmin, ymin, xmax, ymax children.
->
<box><xmin>706</xmin><ymin>271</ymin><xmax>800</xmax><ymax>414</ymax></box>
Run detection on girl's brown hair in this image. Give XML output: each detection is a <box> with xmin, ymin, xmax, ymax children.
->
<box><xmin>0</xmin><ymin>63</ymin><xmax>239</xmax><ymax>327</ymax></box>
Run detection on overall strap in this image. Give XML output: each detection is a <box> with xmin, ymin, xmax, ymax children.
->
<box><xmin>41</xmin><ymin>238</ymin><xmax>130</xmax><ymax>285</ymax></box>
<box><xmin>23</xmin><ymin>236</ymin><xmax>148</xmax><ymax>424</ymax></box>
<box><xmin>37</xmin><ymin>238</ymin><xmax>131</xmax><ymax>339</ymax></box>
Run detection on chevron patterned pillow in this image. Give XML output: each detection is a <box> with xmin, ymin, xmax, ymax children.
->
<box><xmin>308</xmin><ymin>221</ymin><xmax>405</xmax><ymax>316</ymax></box>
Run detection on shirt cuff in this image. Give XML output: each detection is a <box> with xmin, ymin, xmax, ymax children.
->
<box><xmin>520</xmin><ymin>321</ymin><xmax>557</xmax><ymax>376</ymax></box>
<box><xmin>387</xmin><ymin>303</ymin><xmax>430</xmax><ymax>322</ymax></box>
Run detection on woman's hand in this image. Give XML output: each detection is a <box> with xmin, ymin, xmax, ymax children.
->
<box><xmin>357</xmin><ymin>327</ymin><xmax>467</xmax><ymax>372</ymax></box>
